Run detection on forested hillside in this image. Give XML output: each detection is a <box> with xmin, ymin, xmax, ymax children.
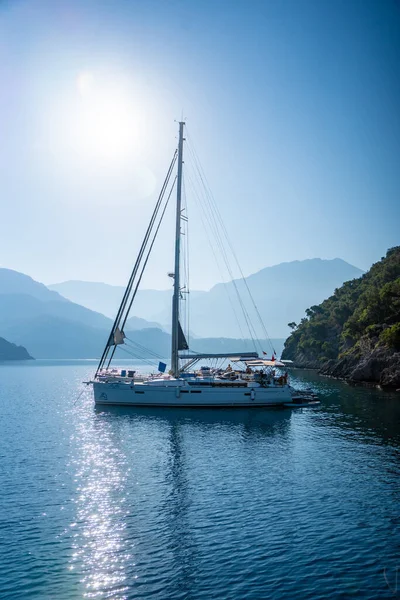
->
<box><xmin>282</xmin><ymin>247</ymin><xmax>400</xmax><ymax>387</ymax></box>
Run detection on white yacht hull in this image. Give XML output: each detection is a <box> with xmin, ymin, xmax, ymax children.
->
<box><xmin>93</xmin><ymin>381</ymin><xmax>292</xmax><ymax>407</ymax></box>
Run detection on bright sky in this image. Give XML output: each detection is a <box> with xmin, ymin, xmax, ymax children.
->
<box><xmin>0</xmin><ymin>0</ymin><xmax>399</xmax><ymax>290</ymax></box>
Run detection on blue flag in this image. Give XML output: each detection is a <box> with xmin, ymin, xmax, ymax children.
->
<box><xmin>158</xmin><ymin>361</ymin><xmax>167</xmax><ymax>373</ymax></box>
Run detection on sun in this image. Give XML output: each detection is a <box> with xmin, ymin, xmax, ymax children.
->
<box><xmin>72</xmin><ymin>70</ymin><xmax>142</xmax><ymax>161</ymax></box>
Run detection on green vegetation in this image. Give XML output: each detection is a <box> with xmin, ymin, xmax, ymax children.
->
<box><xmin>282</xmin><ymin>247</ymin><xmax>400</xmax><ymax>365</ymax></box>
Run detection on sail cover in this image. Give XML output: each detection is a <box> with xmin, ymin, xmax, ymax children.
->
<box><xmin>178</xmin><ymin>321</ymin><xmax>189</xmax><ymax>350</ymax></box>
<box><xmin>107</xmin><ymin>327</ymin><xmax>125</xmax><ymax>347</ymax></box>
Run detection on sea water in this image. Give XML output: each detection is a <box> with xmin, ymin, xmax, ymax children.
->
<box><xmin>0</xmin><ymin>360</ymin><xmax>399</xmax><ymax>599</ymax></box>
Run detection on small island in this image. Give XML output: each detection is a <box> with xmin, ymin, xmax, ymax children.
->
<box><xmin>282</xmin><ymin>247</ymin><xmax>400</xmax><ymax>389</ymax></box>
<box><xmin>0</xmin><ymin>336</ymin><xmax>33</xmax><ymax>361</ymax></box>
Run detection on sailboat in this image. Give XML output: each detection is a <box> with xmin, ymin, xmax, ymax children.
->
<box><xmin>91</xmin><ymin>122</ymin><xmax>294</xmax><ymax>407</ymax></box>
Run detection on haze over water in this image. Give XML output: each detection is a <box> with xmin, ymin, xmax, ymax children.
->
<box><xmin>0</xmin><ymin>361</ymin><xmax>399</xmax><ymax>599</ymax></box>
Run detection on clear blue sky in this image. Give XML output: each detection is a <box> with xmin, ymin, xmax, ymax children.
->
<box><xmin>0</xmin><ymin>0</ymin><xmax>399</xmax><ymax>289</ymax></box>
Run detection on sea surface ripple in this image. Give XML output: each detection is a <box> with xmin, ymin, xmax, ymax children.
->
<box><xmin>0</xmin><ymin>361</ymin><xmax>399</xmax><ymax>599</ymax></box>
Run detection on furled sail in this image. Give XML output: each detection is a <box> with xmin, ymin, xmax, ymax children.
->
<box><xmin>107</xmin><ymin>327</ymin><xmax>125</xmax><ymax>347</ymax></box>
<box><xmin>178</xmin><ymin>321</ymin><xmax>189</xmax><ymax>350</ymax></box>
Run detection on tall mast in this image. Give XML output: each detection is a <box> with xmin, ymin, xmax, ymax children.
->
<box><xmin>171</xmin><ymin>121</ymin><xmax>185</xmax><ymax>377</ymax></box>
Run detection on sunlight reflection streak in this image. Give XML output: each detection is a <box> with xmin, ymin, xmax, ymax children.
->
<box><xmin>69</xmin><ymin>407</ymin><xmax>132</xmax><ymax>599</ymax></box>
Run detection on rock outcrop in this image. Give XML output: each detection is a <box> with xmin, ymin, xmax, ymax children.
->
<box><xmin>318</xmin><ymin>348</ymin><xmax>400</xmax><ymax>388</ymax></box>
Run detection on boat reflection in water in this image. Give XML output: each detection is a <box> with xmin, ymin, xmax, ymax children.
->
<box><xmin>94</xmin><ymin>404</ymin><xmax>292</xmax><ymax>434</ymax></box>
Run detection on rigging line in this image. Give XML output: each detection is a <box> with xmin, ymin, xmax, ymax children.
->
<box><xmin>185</xmin><ymin>143</ymin><xmax>247</xmax><ymax>295</ymax></box>
<box><xmin>182</xmin><ymin>173</ymin><xmax>190</xmax><ymax>349</ymax></box>
<box><xmin>181</xmin><ymin>173</ymin><xmax>190</xmax><ymax>348</ymax></box>
<box><xmin>124</xmin><ymin>337</ymin><xmax>163</xmax><ymax>359</ymax></box>
<box><xmin>73</xmin><ymin>387</ymin><xmax>86</xmax><ymax>406</ymax></box>
<box><xmin>185</xmin><ymin>172</ymin><xmax>241</xmax><ymax>323</ymax></box>
<box><xmin>186</xmin><ymin>134</ymin><xmax>275</xmax><ymax>354</ymax></box>
<box><xmin>180</xmin><ymin>180</ymin><xmax>187</xmax><ymax>338</ymax></box>
<box><xmin>185</xmin><ymin>147</ymin><xmax>244</xmax><ymax>293</ymax></box>
<box><xmin>122</xmin><ymin>342</ymin><xmax>160</xmax><ymax>368</ymax></box>
<box><xmin>124</xmin><ymin>336</ymin><xmax>164</xmax><ymax>360</ymax></box>
<box><xmin>116</xmin><ymin>339</ymin><xmax>160</xmax><ymax>367</ymax></box>
<box><xmin>115</xmin><ymin>154</ymin><xmax>177</xmax><ymax>330</ymax></box>
<box><xmin>187</xmin><ymin>203</ymin><xmax>255</xmax><ymax>355</ymax></box>
<box><xmin>106</xmin><ymin>176</ymin><xmax>177</xmax><ymax>369</ymax></box>
<box><xmin>104</xmin><ymin>175</ymin><xmax>171</xmax><ymax>372</ymax></box>
<box><xmin>204</xmin><ymin>198</ymin><xmax>262</xmax><ymax>354</ymax></box>
<box><xmin>99</xmin><ymin>151</ymin><xmax>177</xmax><ymax>373</ymax></box>
<box><xmin>185</xmin><ymin>171</ymin><xmax>250</xmax><ymax>347</ymax></box>
<box><xmin>98</xmin><ymin>151</ymin><xmax>177</xmax><ymax>372</ymax></box>
<box><xmin>209</xmin><ymin>195</ymin><xmax>275</xmax><ymax>353</ymax></box>
<box><xmin>117</xmin><ymin>344</ymin><xmax>158</xmax><ymax>368</ymax></box>
<box><xmin>186</xmin><ymin>140</ymin><xmax>268</xmax><ymax>354</ymax></box>
<box><xmin>186</xmin><ymin>140</ymin><xmax>254</xmax><ymax>284</ymax></box>
<box><xmin>96</xmin><ymin>150</ymin><xmax>178</xmax><ymax>376</ymax></box>
<box><xmin>124</xmin><ymin>342</ymin><xmax>161</xmax><ymax>365</ymax></box>
<box><xmin>186</xmin><ymin>165</ymin><xmax>235</xmax><ymax>288</ymax></box>
<box><xmin>121</xmin><ymin>177</ymin><xmax>177</xmax><ymax>332</ymax></box>
<box><xmin>189</xmin><ymin>171</ymin><xmax>245</xmax><ymax>339</ymax></box>
<box><xmin>185</xmin><ymin>160</ymin><xmax>260</xmax><ymax>352</ymax></box>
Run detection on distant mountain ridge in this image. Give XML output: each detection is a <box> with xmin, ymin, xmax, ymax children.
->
<box><xmin>0</xmin><ymin>292</ymin><xmax>110</xmax><ymax>330</ymax></box>
<box><xmin>0</xmin><ymin>268</ymin><xmax>165</xmax><ymax>358</ymax></box>
<box><xmin>0</xmin><ymin>267</ymin><xmax>283</xmax><ymax>358</ymax></box>
<box><xmin>0</xmin><ymin>268</ymin><xmax>68</xmax><ymax>302</ymax></box>
<box><xmin>50</xmin><ymin>258</ymin><xmax>363</xmax><ymax>338</ymax></box>
<box><xmin>48</xmin><ymin>280</ymin><xmax>173</xmax><ymax>323</ymax></box>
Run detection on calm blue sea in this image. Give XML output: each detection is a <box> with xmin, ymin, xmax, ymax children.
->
<box><xmin>0</xmin><ymin>360</ymin><xmax>399</xmax><ymax>599</ymax></box>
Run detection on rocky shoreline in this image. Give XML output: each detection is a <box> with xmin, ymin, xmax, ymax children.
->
<box><xmin>290</xmin><ymin>347</ymin><xmax>400</xmax><ymax>390</ymax></box>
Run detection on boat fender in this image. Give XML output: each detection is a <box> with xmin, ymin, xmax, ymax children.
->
<box><xmin>250</xmin><ymin>388</ymin><xmax>255</xmax><ymax>401</ymax></box>
<box><xmin>175</xmin><ymin>387</ymin><xmax>181</xmax><ymax>399</ymax></box>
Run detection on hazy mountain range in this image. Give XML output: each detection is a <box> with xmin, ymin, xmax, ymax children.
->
<box><xmin>50</xmin><ymin>258</ymin><xmax>363</xmax><ymax>338</ymax></box>
<box><xmin>0</xmin><ymin>268</ymin><xmax>163</xmax><ymax>358</ymax></box>
<box><xmin>0</xmin><ymin>268</ymin><xmax>283</xmax><ymax>358</ymax></box>
<box><xmin>0</xmin><ymin>258</ymin><xmax>363</xmax><ymax>359</ymax></box>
